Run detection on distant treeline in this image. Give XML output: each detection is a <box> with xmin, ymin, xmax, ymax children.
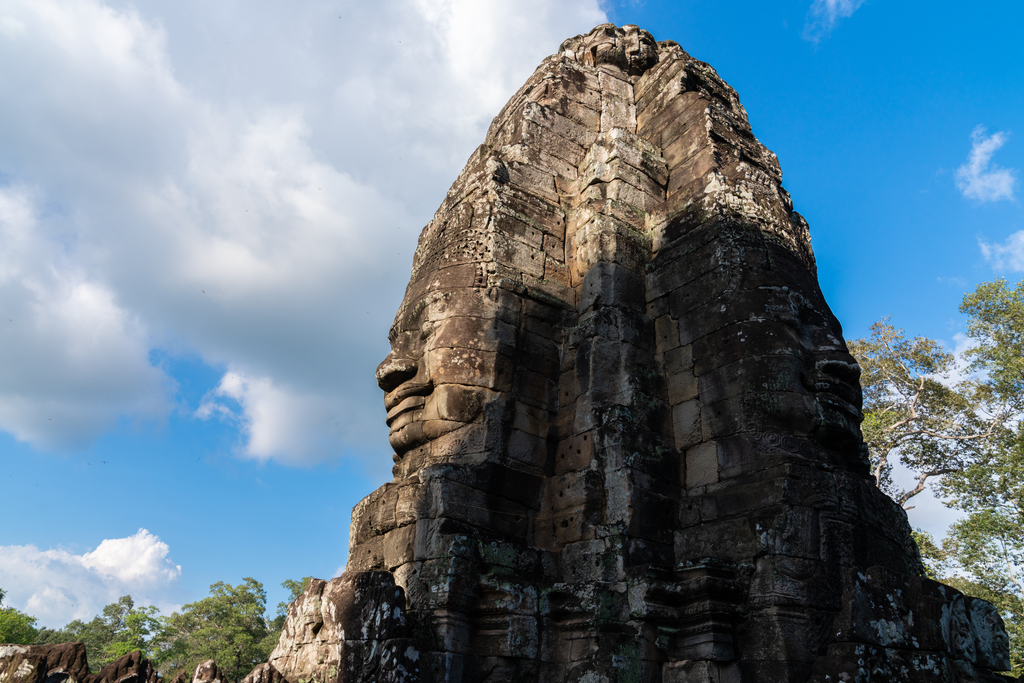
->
<box><xmin>0</xmin><ymin>577</ymin><xmax>312</xmax><ymax>683</ymax></box>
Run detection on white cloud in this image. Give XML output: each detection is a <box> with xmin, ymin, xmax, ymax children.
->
<box><xmin>0</xmin><ymin>186</ymin><xmax>170</xmax><ymax>450</ymax></box>
<box><xmin>803</xmin><ymin>0</ymin><xmax>865</xmax><ymax>42</ymax></box>
<box><xmin>980</xmin><ymin>230</ymin><xmax>1024</xmax><ymax>271</ymax></box>
<box><xmin>956</xmin><ymin>125</ymin><xmax>1017</xmax><ymax>202</ymax></box>
<box><xmin>196</xmin><ymin>370</ymin><xmax>374</xmax><ymax>466</ymax></box>
<box><xmin>0</xmin><ymin>529</ymin><xmax>182</xmax><ymax>628</ymax></box>
<box><xmin>0</xmin><ymin>0</ymin><xmax>606</xmax><ymax>464</ymax></box>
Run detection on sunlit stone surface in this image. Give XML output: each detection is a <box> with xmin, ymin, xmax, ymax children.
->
<box><xmin>336</xmin><ymin>23</ymin><xmax>1012</xmax><ymax>683</ymax></box>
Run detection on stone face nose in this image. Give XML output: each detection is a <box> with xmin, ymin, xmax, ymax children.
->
<box><xmin>375</xmin><ymin>355</ymin><xmax>417</xmax><ymax>392</ymax></box>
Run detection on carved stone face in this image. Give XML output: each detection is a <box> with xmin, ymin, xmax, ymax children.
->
<box><xmin>753</xmin><ymin>283</ymin><xmax>862</xmax><ymax>452</ymax></box>
<box><xmin>561</xmin><ymin>23</ymin><xmax>658</xmax><ymax>75</ymax></box>
<box><xmin>377</xmin><ymin>282</ymin><xmax>511</xmax><ymax>460</ymax></box>
<box><xmin>687</xmin><ymin>250</ymin><xmax>863</xmax><ymax>456</ymax></box>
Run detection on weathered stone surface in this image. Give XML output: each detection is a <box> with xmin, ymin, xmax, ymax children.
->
<box><xmin>190</xmin><ymin>661</ymin><xmax>225</xmax><ymax>683</ymax></box>
<box><xmin>0</xmin><ymin>643</ymin><xmax>91</xmax><ymax>683</ymax></box>
<box><xmin>199</xmin><ymin>21</ymin><xmax>1014</xmax><ymax>683</ymax></box>
<box><xmin>91</xmin><ymin>652</ymin><xmax>159</xmax><ymax>683</ymax></box>
<box><xmin>266</xmin><ymin>572</ymin><xmax>422</xmax><ymax>683</ymax></box>
<box><xmin>0</xmin><ymin>645</ymin><xmax>158</xmax><ymax>683</ymax></box>
<box><xmin>352</xmin><ymin>22</ymin><xmax>1016</xmax><ymax>682</ymax></box>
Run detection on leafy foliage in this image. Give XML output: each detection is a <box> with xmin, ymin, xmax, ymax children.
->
<box><xmin>105</xmin><ymin>599</ymin><xmax>161</xmax><ymax>660</ymax></box>
<box><xmin>153</xmin><ymin>578</ymin><xmax>276</xmax><ymax>683</ymax></box>
<box><xmin>0</xmin><ymin>588</ymin><xmax>39</xmax><ymax>645</ymax></box>
<box><xmin>848</xmin><ymin>318</ymin><xmax>1015</xmax><ymax>507</ymax></box>
<box><xmin>272</xmin><ymin>576</ymin><xmax>313</xmax><ymax>631</ymax></box>
<box><xmin>35</xmin><ymin>596</ymin><xmax>160</xmax><ymax>666</ymax></box>
<box><xmin>961</xmin><ymin>279</ymin><xmax>1024</xmax><ymax>401</ymax></box>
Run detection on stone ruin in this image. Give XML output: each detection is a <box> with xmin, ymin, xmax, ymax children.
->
<box><xmin>0</xmin><ymin>644</ymin><xmax>159</xmax><ymax>683</ymax></box>
<box><xmin>2</xmin><ymin>22</ymin><xmax>1014</xmax><ymax>683</ymax></box>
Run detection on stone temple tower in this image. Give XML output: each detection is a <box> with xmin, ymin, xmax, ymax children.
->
<box><xmin>263</xmin><ymin>24</ymin><xmax>1012</xmax><ymax>683</ymax></box>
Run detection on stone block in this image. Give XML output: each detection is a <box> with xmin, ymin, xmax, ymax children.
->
<box><xmin>675</xmin><ymin>517</ymin><xmax>764</xmax><ymax>563</ymax></box>
<box><xmin>655</xmin><ymin>315</ymin><xmax>680</xmax><ymax>354</ymax></box>
<box><xmin>561</xmin><ymin>539</ymin><xmax>625</xmax><ymax>582</ymax></box>
<box><xmin>523</xmin><ymin>100</ymin><xmax>599</xmax><ymax>150</ymax></box>
<box><xmin>514</xmin><ymin>365</ymin><xmax>559</xmax><ymax>412</ymax></box>
<box><xmin>672</xmin><ymin>399</ymin><xmax>702</xmax><ymax>452</ymax></box>
<box><xmin>600</xmin><ymin>94</ymin><xmax>636</xmax><ymax>132</ymax></box>
<box><xmin>382</xmin><ymin>524</ymin><xmax>417</xmax><ymax>569</ymax></box>
<box><xmin>662</xmin><ymin>343</ymin><xmax>694</xmax><ymax>374</ymax></box>
<box><xmin>639</xmin><ymin>90</ymin><xmax>705</xmax><ymax>149</ymax></box>
<box><xmin>662</xmin><ymin>661</ymin><xmax>741</xmax><ymax>683</ymax></box>
<box><xmin>553</xmin><ymin>430</ymin><xmax>595</xmax><ymax>474</ymax></box>
<box><xmin>598</xmin><ymin>69</ymin><xmax>633</xmax><ymax>101</ymax></box>
<box><xmin>507</xmin><ymin>429</ymin><xmax>548</xmax><ymax>470</ymax></box>
<box><xmin>685</xmin><ymin>441</ymin><xmax>718</xmax><ymax>488</ymax></box>
<box><xmin>668</xmin><ymin>369</ymin><xmax>699</xmax><ymax>405</ymax></box>
<box><xmin>634</xmin><ymin>51</ymin><xmax>687</xmax><ymax>102</ymax></box>
<box><xmin>507</xmin><ymin>160</ymin><xmax>560</xmax><ymax>203</ymax></box>
<box><xmin>499</xmin><ymin>187</ymin><xmax>568</xmax><ymax>238</ymax></box>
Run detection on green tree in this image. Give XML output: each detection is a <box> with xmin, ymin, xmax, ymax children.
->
<box><xmin>0</xmin><ymin>588</ymin><xmax>39</xmax><ymax>644</ymax></box>
<box><xmin>848</xmin><ymin>318</ymin><xmax>1016</xmax><ymax>507</ymax></box>
<box><xmin>154</xmin><ymin>578</ymin><xmax>274</xmax><ymax>683</ymax></box>
<box><xmin>272</xmin><ymin>576</ymin><xmax>313</xmax><ymax>630</ymax></box>
<box><xmin>961</xmin><ymin>279</ymin><xmax>1024</xmax><ymax>402</ymax></box>
<box><xmin>105</xmin><ymin>600</ymin><xmax>161</xmax><ymax>660</ymax></box>
<box><xmin>35</xmin><ymin>596</ymin><xmax>161</xmax><ymax>665</ymax></box>
<box><xmin>46</xmin><ymin>616</ymin><xmax>115</xmax><ymax>660</ymax></box>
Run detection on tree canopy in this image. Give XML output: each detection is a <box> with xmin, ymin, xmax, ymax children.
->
<box><xmin>848</xmin><ymin>318</ymin><xmax>1016</xmax><ymax>506</ymax></box>
<box><xmin>0</xmin><ymin>588</ymin><xmax>39</xmax><ymax>645</ymax></box>
<box><xmin>153</xmin><ymin>578</ymin><xmax>281</xmax><ymax>683</ymax></box>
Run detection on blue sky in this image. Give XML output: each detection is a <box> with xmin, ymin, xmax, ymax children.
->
<box><xmin>1</xmin><ymin>0</ymin><xmax>1021</xmax><ymax>627</ymax></box>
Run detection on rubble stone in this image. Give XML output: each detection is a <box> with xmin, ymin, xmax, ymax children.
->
<box><xmin>0</xmin><ymin>646</ymin><xmax>158</xmax><ymax>683</ymax></box>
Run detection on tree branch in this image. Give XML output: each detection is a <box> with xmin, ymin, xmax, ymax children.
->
<box><xmin>897</xmin><ymin>467</ymin><xmax>959</xmax><ymax>507</ymax></box>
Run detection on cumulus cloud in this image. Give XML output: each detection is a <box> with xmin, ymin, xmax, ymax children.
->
<box><xmin>0</xmin><ymin>529</ymin><xmax>182</xmax><ymax>628</ymax></box>
<box><xmin>803</xmin><ymin>0</ymin><xmax>865</xmax><ymax>42</ymax></box>
<box><xmin>196</xmin><ymin>370</ymin><xmax>367</xmax><ymax>465</ymax></box>
<box><xmin>0</xmin><ymin>0</ymin><xmax>606</xmax><ymax>464</ymax></box>
<box><xmin>980</xmin><ymin>230</ymin><xmax>1024</xmax><ymax>271</ymax></box>
<box><xmin>956</xmin><ymin>126</ymin><xmax>1017</xmax><ymax>202</ymax></box>
<box><xmin>0</xmin><ymin>186</ymin><xmax>170</xmax><ymax>450</ymax></box>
